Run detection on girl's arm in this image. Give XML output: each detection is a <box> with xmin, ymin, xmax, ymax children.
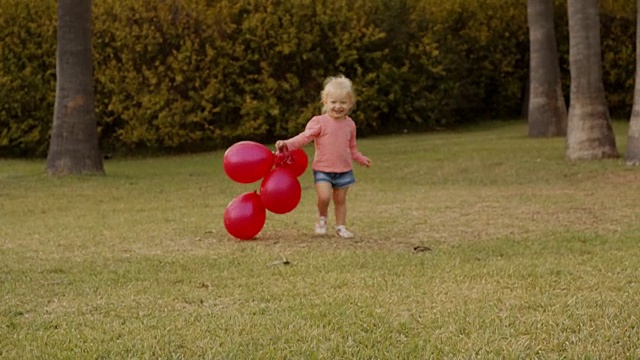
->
<box><xmin>349</xmin><ymin>128</ymin><xmax>371</xmax><ymax>167</ymax></box>
<box><xmin>278</xmin><ymin>117</ymin><xmax>321</xmax><ymax>151</ymax></box>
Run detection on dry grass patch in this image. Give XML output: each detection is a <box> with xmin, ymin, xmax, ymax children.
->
<box><xmin>1</xmin><ymin>121</ymin><xmax>639</xmax><ymax>358</ymax></box>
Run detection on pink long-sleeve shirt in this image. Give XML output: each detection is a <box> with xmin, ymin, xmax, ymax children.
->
<box><xmin>283</xmin><ymin>114</ymin><xmax>369</xmax><ymax>173</ymax></box>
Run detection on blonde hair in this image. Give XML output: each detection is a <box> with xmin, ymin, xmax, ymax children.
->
<box><xmin>321</xmin><ymin>75</ymin><xmax>356</xmax><ymax>114</ymax></box>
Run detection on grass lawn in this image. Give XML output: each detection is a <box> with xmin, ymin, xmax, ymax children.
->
<box><xmin>1</xmin><ymin>121</ymin><xmax>639</xmax><ymax>359</ymax></box>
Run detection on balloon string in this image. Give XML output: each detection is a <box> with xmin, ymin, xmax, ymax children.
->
<box><xmin>274</xmin><ymin>149</ymin><xmax>295</xmax><ymax>167</ymax></box>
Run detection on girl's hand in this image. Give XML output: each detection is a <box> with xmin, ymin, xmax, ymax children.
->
<box><xmin>275</xmin><ymin>141</ymin><xmax>287</xmax><ymax>151</ymax></box>
<box><xmin>362</xmin><ymin>157</ymin><xmax>372</xmax><ymax>167</ymax></box>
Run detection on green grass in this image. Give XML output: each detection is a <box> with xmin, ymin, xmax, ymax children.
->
<box><xmin>1</xmin><ymin>121</ymin><xmax>639</xmax><ymax>359</ymax></box>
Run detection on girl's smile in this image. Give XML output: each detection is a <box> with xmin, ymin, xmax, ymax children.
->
<box><xmin>324</xmin><ymin>93</ymin><xmax>353</xmax><ymax>119</ymax></box>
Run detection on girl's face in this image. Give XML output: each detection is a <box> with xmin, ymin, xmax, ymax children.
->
<box><xmin>323</xmin><ymin>92</ymin><xmax>353</xmax><ymax>119</ymax></box>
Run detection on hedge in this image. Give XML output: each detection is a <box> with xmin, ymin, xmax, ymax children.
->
<box><xmin>0</xmin><ymin>0</ymin><xmax>634</xmax><ymax>156</ymax></box>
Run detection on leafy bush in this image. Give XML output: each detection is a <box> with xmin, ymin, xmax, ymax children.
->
<box><xmin>0</xmin><ymin>0</ymin><xmax>634</xmax><ymax>156</ymax></box>
<box><xmin>0</xmin><ymin>0</ymin><xmax>56</xmax><ymax>156</ymax></box>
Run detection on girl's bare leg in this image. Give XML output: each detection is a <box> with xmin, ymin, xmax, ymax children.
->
<box><xmin>315</xmin><ymin>182</ymin><xmax>333</xmax><ymax>219</ymax></box>
<box><xmin>332</xmin><ymin>187</ymin><xmax>349</xmax><ymax>227</ymax></box>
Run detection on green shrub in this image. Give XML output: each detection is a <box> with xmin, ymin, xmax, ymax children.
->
<box><xmin>600</xmin><ymin>11</ymin><xmax>635</xmax><ymax>118</ymax></box>
<box><xmin>0</xmin><ymin>0</ymin><xmax>56</xmax><ymax>156</ymax></box>
<box><xmin>0</xmin><ymin>0</ymin><xmax>634</xmax><ymax>157</ymax></box>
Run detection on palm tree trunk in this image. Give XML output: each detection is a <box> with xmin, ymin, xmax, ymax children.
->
<box><xmin>46</xmin><ymin>0</ymin><xmax>104</xmax><ymax>175</ymax></box>
<box><xmin>626</xmin><ymin>0</ymin><xmax>640</xmax><ymax>165</ymax></box>
<box><xmin>566</xmin><ymin>0</ymin><xmax>619</xmax><ymax>160</ymax></box>
<box><xmin>527</xmin><ymin>0</ymin><xmax>567</xmax><ymax>137</ymax></box>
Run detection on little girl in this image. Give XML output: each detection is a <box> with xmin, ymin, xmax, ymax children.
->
<box><xmin>276</xmin><ymin>75</ymin><xmax>371</xmax><ymax>238</ymax></box>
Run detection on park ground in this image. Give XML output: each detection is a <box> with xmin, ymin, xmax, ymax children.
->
<box><xmin>1</xmin><ymin>121</ymin><xmax>639</xmax><ymax>358</ymax></box>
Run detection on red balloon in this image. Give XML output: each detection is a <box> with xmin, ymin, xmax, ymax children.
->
<box><xmin>288</xmin><ymin>149</ymin><xmax>309</xmax><ymax>176</ymax></box>
<box><xmin>275</xmin><ymin>148</ymin><xmax>308</xmax><ymax>177</ymax></box>
<box><xmin>223</xmin><ymin>192</ymin><xmax>266</xmax><ymax>240</ymax></box>
<box><xmin>259</xmin><ymin>168</ymin><xmax>302</xmax><ymax>214</ymax></box>
<box><xmin>223</xmin><ymin>141</ymin><xmax>274</xmax><ymax>184</ymax></box>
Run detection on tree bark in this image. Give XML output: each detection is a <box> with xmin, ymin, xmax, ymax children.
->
<box><xmin>565</xmin><ymin>0</ymin><xmax>619</xmax><ymax>160</ymax></box>
<box><xmin>626</xmin><ymin>0</ymin><xmax>640</xmax><ymax>165</ymax></box>
<box><xmin>527</xmin><ymin>0</ymin><xmax>567</xmax><ymax>137</ymax></box>
<box><xmin>46</xmin><ymin>0</ymin><xmax>104</xmax><ymax>175</ymax></box>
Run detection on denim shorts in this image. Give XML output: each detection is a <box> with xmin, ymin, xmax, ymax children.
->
<box><xmin>313</xmin><ymin>170</ymin><xmax>356</xmax><ymax>189</ymax></box>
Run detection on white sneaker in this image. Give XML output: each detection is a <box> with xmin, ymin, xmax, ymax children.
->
<box><xmin>315</xmin><ymin>217</ymin><xmax>328</xmax><ymax>235</ymax></box>
<box><xmin>335</xmin><ymin>225</ymin><xmax>354</xmax><ymax>239</ymax></box>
